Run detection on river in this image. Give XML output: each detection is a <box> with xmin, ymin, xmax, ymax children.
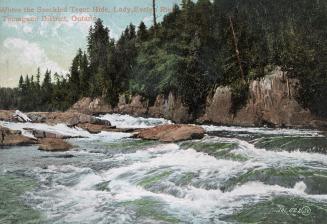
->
<box><xmin>0</xmin><ymin>114</ymin><xmax>327</xmax><ymax>223</ymax></box>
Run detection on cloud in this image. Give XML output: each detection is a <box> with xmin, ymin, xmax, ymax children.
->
<box><xmin>3</xmin><ymin>17</ymin><xmax>35</xmax><ymax>34</ymax></box>
<box><xmin>37</xmin><ymin>13</ymin><xmax>95</xmax><ymax>37</ymax></box>
<box><xmin>2</xmin><ymin>37</ymin><xmax>67</xmax><ymax>75</ymax></box>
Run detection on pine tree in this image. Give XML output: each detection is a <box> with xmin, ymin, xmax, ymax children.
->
<box><xmin>137</xmin><ymin>22</ymin><xmax>148</xmax><ymax>42</ymax></box>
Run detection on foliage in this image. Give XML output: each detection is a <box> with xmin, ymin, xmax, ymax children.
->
<box><xmin>0</xmin><ymin>1</ymin><xmax>326</xmax><ymax>117</ymax></box>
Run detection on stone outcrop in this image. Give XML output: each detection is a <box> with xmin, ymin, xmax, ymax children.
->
<box><xmin>115</xmin><ymin>95</ymin><xmax>148</xmax><ymax>117</ymax></box>
<box><xmin>38</xmin><ymin>138</ymin><xmax>73</xmax><ymax>152</ymax></box>
<box><xmin>77</xmin><ymin>123</ymin><xmax>138</xmax><ymax>134</ymax></box>
<box><xmin>23</xmin><ymin>128</ymin><xmax>74</xmax><ymax>139</ymax></box>
<box><xmin>70</xmin><ymin>93</ymin><xmax>192</xmax><ymax>123</ymax></box>
<box><xmin>26</xmin><ymin>111</ymin><xmax>111</xmax><ymax>127</ymax></box>
<box><xmin>134</xmin><ymin>124</ymin><xmax>205</xmax><ymax>142</ymax></box>
<box><xmin>77</xmin><ymin>123</ymin><xmax>115</xmax><ymax>134</ymax></box>
<box><xmin>148</xmin><ymin>93</ymin><xmax>191</xmax><ymax>123</ymax></box>
<box><xmin>201</xmin><ymin>68</ymin><xmax>326</xmax><ymax>129</ymax></box>
<box><xmin>0</xmin><ymin>126</ymin><xmax>36</xmax><ymax>146</ymax></box>
<box><xmin>69</xmin><ymin>97</ymin><xmax>112</xmax><ymax>115</ymax></box>
<box><xmin>0</xmin><ymin>110</ymin><xmax>18</xmax><ymax>122</ymax></box>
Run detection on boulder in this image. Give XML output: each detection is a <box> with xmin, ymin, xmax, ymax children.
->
<box><xmin>77</xmin><ymin>123</ymin><xmax>137</xmax><ymax>134</ymax></box>
<box><xmin>0</xmin><ymin>110</ymin><xmax>15</xmax><ymax>122</ymax></box>
<box><xmin>26</xmin><ymin>111</ymin><xmax>111</xmax><ymax>127</ymax></box>
<box><xmin>38</xmin><ymin>138</ymin><xmax>73</xmax><ymax>152</ymax></box>
<box><xmin>14</xmin><ymin>110</ymin><xmax>32</xmax><ymax>122</ymax></box>
<box><xmin>77</xmin><ymin>123</ymin><xmax>115</xmax><ymax>134</ymax></box>
<box><xmin>23</xmin><ymin>128</ymin><xmax>72</xmax><ymax>139</ymax></box>
<box><xmin>134</xmin><ymin>124</ymin><xmax>205</xmax><ymax>142</ymax></box>
<box><xmin>28</xmin><ymin>113</ymin><xmax>47</xmax><ymax>123</ymax></box>
<box><xmin>0</xmin><ymin>126</ymin><xmax>36</xmax><ymax>146</ymax></box>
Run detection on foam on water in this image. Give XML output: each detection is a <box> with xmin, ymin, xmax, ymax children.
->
<box><xmin>0</xmin><ymin>121</ymin><xmax>91</xmax><ymax>138</ymax></box>
<box><xmin>205</xmin><ymin>136</ymin><xmax>327</xmax><ymax>167</ymax></box>
<box><xmin>0</xmin><ymin>121</ymin><xmax>131</xmax><ymax>141</ymax></box>
<box><xmin>23</xmin><ymin>138</ymin><xmax>327</xmax><ymax>223</ymax></box>
<box><xmin>2</xmin><ymin>114</ymin><xmax>326</xmax><ymax>223</ymax></box>
<box><xmin>202</xmin><ymin>125</ymin><xmax>323</xmax><ymax>136</ymax></box>
<box><xmin>98</xmin><ymin>113</ymin><xmax>172</xmax><ymax>128</ymax></box>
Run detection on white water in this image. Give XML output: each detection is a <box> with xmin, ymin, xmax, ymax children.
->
<box><xmin>22</xmin><ymin>139</ymin><xmax>327</xmax><ymax>223</ymax></box>
<box><xmin>202</xmin><ymin>125</ymin><xmax>323</xmax><ymax>136</ymax></box>
<box><xmin>98</xmin><ymin>113</ymin><xmax>172</xmax><ymax>128</ymax></box>
<box><xmin>0</xmin><ymin>120</ymin><xmax>132</xmax><ymax>140</ymax></box>
<box><xmin>1</xmin><ymin>114</ymin><xmax>327</xmax><ymax>223</ymax></box>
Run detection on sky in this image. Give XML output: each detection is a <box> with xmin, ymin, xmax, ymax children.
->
<box><xmin>0</xmin><ymin>0</ymin><xmax>181</xmax><ymax>87</ymax></box>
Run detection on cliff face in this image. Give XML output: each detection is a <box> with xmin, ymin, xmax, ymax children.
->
<box><xmin>202</xmin><ymin>68</ymin><xmax>327</xmax><ymax>129</ymax></box>
<box><xmin>69</xmin><ymin>97</ymin><xmax>112</xmax><ymax>115</ymax></box>
<box><xmin>114</xmin><ymin>93</ymin><xmax>191</xmax><ymax>123</ymax></box>
<box><xmin>69</xmin><ymin>68</ymin><xmax>327</xmax><ymax>129</ymax></box>
<box><xmin>71</xmin><ymin>93</ymin><xmax>190</xmax><ymax>123</ymax></box>
<box><xmin>148</xmin><ymin>93</ymin><xmax>191</xmax><ymax>123</ymax></box>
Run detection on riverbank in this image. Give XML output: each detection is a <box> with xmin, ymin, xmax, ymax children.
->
<box><xmin>69</xmin><ymin>68</ymin><xmax>327</xmax><ymax>131</ymax></box>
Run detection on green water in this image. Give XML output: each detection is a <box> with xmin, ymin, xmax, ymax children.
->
<box><xmin>0</xmin><ymin>123</ymin><xmax>326</xmax><ymax>223</ymax></box>
<box><xmin>0</xmin><ymin>175</ymin><xmax>42</xmax><ymax>224</ymax></box>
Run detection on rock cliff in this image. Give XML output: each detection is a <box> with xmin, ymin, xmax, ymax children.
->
<box><xmin>68</xmin><ymin>68</ymin><xmax>327</xmax><ymax>129</ymax></box>
<box><xmin>201</xmin><ymin>68</ymin><xmax>327</xmax><ymax>129</ymax></box>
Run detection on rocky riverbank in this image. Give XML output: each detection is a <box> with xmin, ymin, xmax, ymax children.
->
<box><xmin>0</xmin><ymin>110</ymin><xmax>206</xmax><ymax>150</ymax></box>
<box><xmin>1</xmin><ymin>68</ymin><xmax>326</xmax><ymax>150</ymax></box>
<box><xmin>69</xmin><ymin>68</ymin><xmax>327</xmax><ymax>130</ymax></box>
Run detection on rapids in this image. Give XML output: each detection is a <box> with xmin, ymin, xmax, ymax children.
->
<box><xmin>0</xmin><ymin>114</ymin><xmax>326</xmax><ymax>223</ymax></box>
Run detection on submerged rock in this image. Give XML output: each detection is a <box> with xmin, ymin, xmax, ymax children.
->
<box><xmin>134</xmin><ymin>124</ymin><xmax>205</xmax><ymax>142</ymax></box>
<box><xmin>0</xmin><ymin>126</ymin><xmax>36</xmax><ymax>146</ymax></box>
<box><xmin>38</xmin><ymin>138</ymin><xmax>73</xmax><ymax>152</ymax></box>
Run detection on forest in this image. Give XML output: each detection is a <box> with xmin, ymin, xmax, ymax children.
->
<box><xmin>1</xmin><ymin>0</ymin><xmax>326</xmax><ymax>117</ymax></box>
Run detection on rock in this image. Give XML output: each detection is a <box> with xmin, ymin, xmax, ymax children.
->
<box><xmin>38</xmin><ymin>138</ymin><xmax>73</xmax><ymax>152</ymax></box>
<box><xmin>69</xmin><ymin>97</ymin><xmax>112</xmax><ymax>115</ymax></box>
<box><xmin>310</xmin><ymin>120</ymin><xmax>327</xmax><ymax>131</ymax></box>
<box><xmin>148</xmin><ymin>93</ymin><xmax>192</xmax><ymax>123</ymax></box>
<box><xmin>77</xmin><ymin>123</ymin><xmax>115</xmax><ymax>134</ymax></box>
<box><xmin>134</xmin><ymin>124</ymin><xmax>205</xmax><ymax>142</ymax></box>
<box><xmin>26</xmin><ymin>111</ymin><xmax>111</xmax><ymax>127</ymax></box>
<box><xmin>0</xmin><ymin>126</ymin><xmax>36</xmax><ymax>146</ymax></box>
<box><xmin>23</xmin><ymin>128</ymin><xmax>71</xmax><ymax>139</ymax></box>
<box><xmin>115</xmin><ymin>95</ymin><xmax>149</xmax><ymax>117</ymax></box>
<box><xmin>77</xmin><ymin>123</ymin><xmax>137</xmax><ymax>134</ymax></box>
<box><xmin>28</xmin><ymin>113</ymin><xmax>47</xmax><ymax>123</ymax></box>
<box><xmin>202</xmin><ymin>67</ymin><xmax>327</xmax><ymax>129</ymax></box>
<box><xmin>14</xmin><ymin>110</ymin><xmax>32</xmax><ymax>122</ymax></box>
<box><xmin>0</xmin><ymin>110</ymin><xmax>16</xmax><ymax>122</ymax></box>
<box><xmin>114</xmin><ymin>93</ymin><xmax>192</xmax><ymax>123</ymax></box>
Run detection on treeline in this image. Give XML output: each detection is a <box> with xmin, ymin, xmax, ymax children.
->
<box><xmin>1</xmin><ymin>0</ymin><xmax>326</xmax><ymax>116</ymax></box>
<box><xmin>0</xmin><ymin>69</ymin><xmax>73</xmax><ymax>111</ymax></box>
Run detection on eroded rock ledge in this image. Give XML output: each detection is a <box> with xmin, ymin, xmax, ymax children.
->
<box><xmin>0</xmin><ymin>126</ymin><xmax>36</xmax><ymax>146</ymax></box>
<box><xmin>68</xmin><ymin>67</ymin><xmax>327</xmax><ymax>130</ymax></box>
<box><xmin>134</xmin><ymin>124</ymin><xmax>205</xmax><ymax>142</ymax></box>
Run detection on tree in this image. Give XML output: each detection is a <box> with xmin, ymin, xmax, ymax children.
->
<box><xmin>69</xmin><ymin>49</ymin><xmax>82</xmax><ymax>103</ymax></box>
<box><xmin>137</xmin><ymin>22</ymin><xmax>148</xmax><ymax>42</ymax></box>
<box><xmin>152</xmin><ymin>0</ymin><xmax>157</xmax><ymax>31</ymax></box>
